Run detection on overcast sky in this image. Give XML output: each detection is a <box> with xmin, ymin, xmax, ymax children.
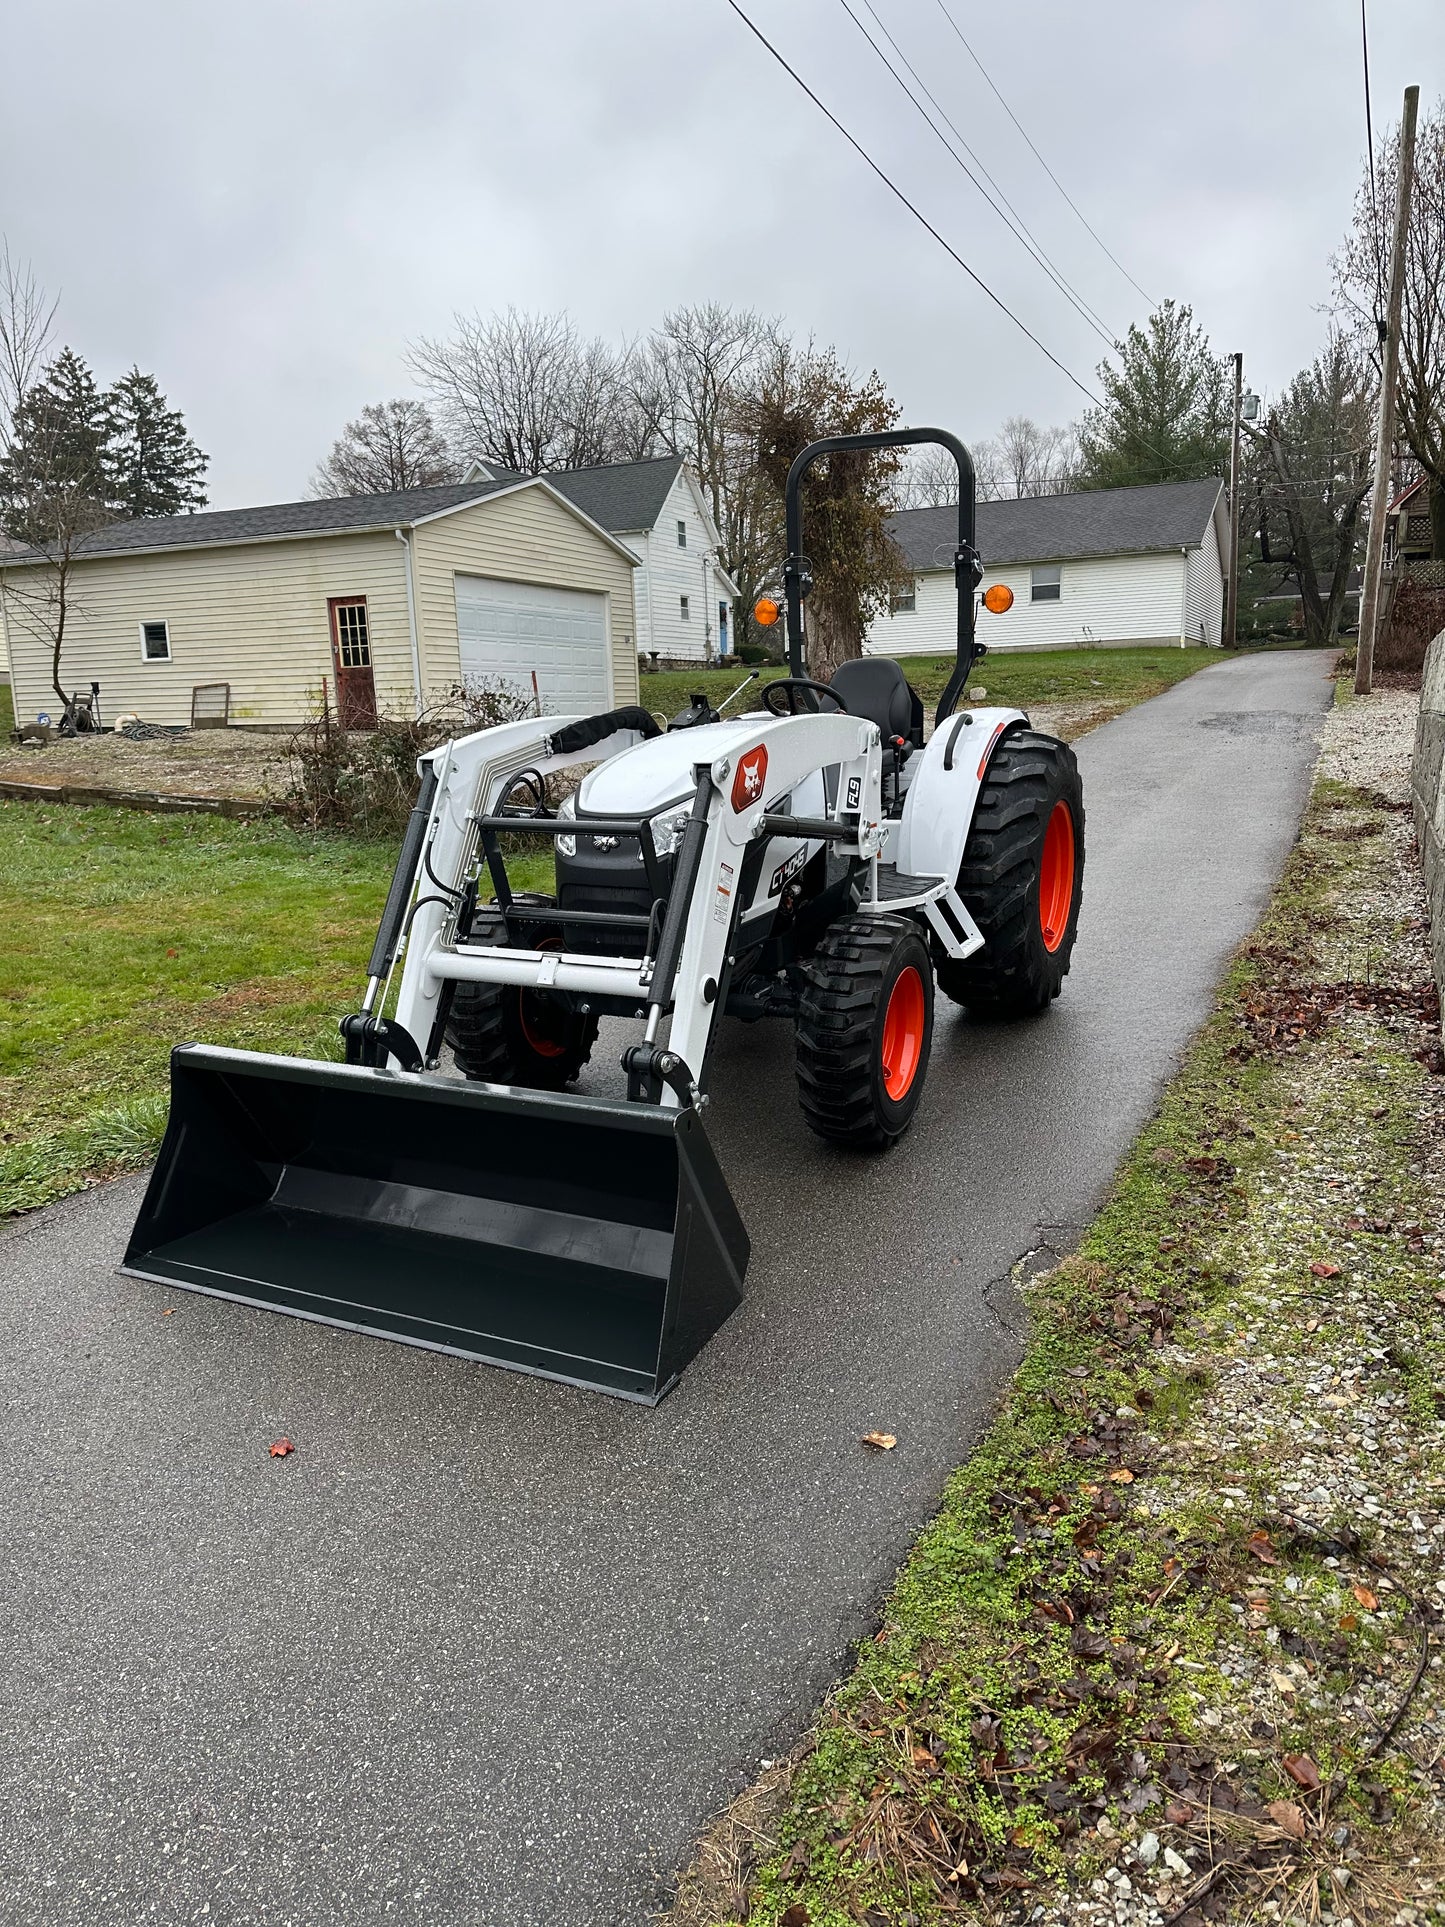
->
<box><xmin>2</xmin><ymin>0</ymin><xmax>1436</xmax><ymax>507</ymax></box>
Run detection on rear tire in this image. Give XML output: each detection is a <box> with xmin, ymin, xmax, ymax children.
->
<box><xmin>936</xmin><ymin>728</ymin><xmax>1084</xmax><ymax>1017</ymax></box>
<box><xmin>795</xmin><ymin>916</ymin><xmax>934</xmax><ymax>1148</ymax></box>
<box><xmin>447</xmin><ymin>900</ymin><xmax>600</xmax><ymax>1090</ymax></box>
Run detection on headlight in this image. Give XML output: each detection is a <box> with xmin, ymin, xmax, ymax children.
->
<box><xmin>648</xmin><ymin>804</ymin><xmax>692</xmax><ymax>858</ymax></box>
<box><xmin>554</xmin><ymin>792</ymin><xmax>576</xmax><ymax>858</ymax></box>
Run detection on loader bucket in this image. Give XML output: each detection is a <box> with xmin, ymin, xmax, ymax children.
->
<box><xmin>121</xmin><ymin>1045</ymin><xmax>749</xmax><ymax>1402</ymax></box>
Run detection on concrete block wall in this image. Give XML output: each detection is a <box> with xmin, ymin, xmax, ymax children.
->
<box><xmin>1411</xmin><ymin>629</ymin><xmax>1445</xmax><ymax>999</ymax></box>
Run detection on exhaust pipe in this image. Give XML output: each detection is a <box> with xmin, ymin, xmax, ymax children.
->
<box><xmin>122</xmin><ymin>1045</ymin><xmax>749</xmax><ymax>1403</ymax></box>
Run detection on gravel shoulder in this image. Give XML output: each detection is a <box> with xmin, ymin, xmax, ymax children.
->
<box><xmin>670</xmin><ymin>677</ymin><xmax>1445</xmax><ymax>1927</ymax></box>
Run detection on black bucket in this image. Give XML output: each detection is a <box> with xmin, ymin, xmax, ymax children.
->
<box><xmin>121</xmin><ymin>1045</ymin><xmax>749</xmax><ymax>1402</ymax></box>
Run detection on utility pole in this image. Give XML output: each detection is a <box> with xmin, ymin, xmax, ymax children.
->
<box><xmin>1225</xmin><ymin>351</ymin><xmax>1243</xmax><ymax>648</ymax></box>
<box><xmin>1356</xmin><ymin>83</ymin><xmax>1419</xmax><ymax>696</ymax></box>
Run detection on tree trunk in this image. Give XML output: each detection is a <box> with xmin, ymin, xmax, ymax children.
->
<box><xmin>51</xmin><ymin>566</ymin><xmax>68</xmax><ymax>704</ymax></box>
<box><xmin>804</xmin><ymin>594</ymin><xmax>863</xmax><ymax>681</ymax></box>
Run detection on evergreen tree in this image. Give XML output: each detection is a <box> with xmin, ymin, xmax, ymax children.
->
<box><xmin>1076</xmin><ymin>301</ymin><xmax>1229</xmax><ymax>490</ymax></box>
<box><xmin>105</xmin><ymin>366</ymin><xmax>208</xmax><ymax>518</ymax></box>
<box><xmin>0</xmin><ymin>346</ymin><xmax>111</xmax><ymax>542</ymax></box>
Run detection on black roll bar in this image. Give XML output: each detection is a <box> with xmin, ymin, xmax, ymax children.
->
<box><xmin>782</xmin><ymin>427</ymin><xmax>983</xmax><ymax>727</ymax></box>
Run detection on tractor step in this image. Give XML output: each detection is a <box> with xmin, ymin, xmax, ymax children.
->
<box><xmin>864</xmin><ymin>867</ymin><xmax>945</xmax><ymax>907</ymax></box>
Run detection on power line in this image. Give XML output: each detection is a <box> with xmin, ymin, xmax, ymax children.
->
<box><xmin>930</xmin><ymin>0</ymin><xmax>1157</xmax><ymax>308</ymax></box>
<box><xmin>723</xmin><ymin>0</ymin><xmax>1104</xmax><ymax>407</ymax></box>
<box><xmin>839</xmin><ymin>0</ymin><xmax>1120</xmax><ymax>347</ymax></box>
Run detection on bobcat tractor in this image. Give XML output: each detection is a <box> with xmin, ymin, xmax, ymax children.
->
<box><xmin>123</xmin><ymin>429</ymin><xmax>1084</xmax><ymax>1402</ymax></box>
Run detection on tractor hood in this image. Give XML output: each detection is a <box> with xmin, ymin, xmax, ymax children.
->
<box><xmin>577</xmin><ymin>718</ymin><xmax>768</xmax><ymax>818</ymax></box>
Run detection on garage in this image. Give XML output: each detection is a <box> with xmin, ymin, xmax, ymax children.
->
<box><xmin>454</xmin><ymin>575</ymin><xmax>612</xmax><ymax>714</ymax></box>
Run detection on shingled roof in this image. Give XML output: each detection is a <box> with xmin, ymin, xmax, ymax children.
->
<box><xmin>891</xmin><ymin>477</ymin><xmax>1225</xmax><ymax>572</ymax></box>
<box><xmin>546</xmin><ymin>455</ymin><xmax>686</xmax><ymax>532</ymax></box>
<box><xmin>1</xmin><ymin>478</ymin><xmax>519</xmax><ymax>563</ymax></box>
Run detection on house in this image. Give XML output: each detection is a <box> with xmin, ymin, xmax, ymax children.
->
<box><xmin>867</xmin><ymin>477</ymin><xmax>1228</xmax><ymax>655</ymax></box>
<box><xmin>1386</xmin><ymin>475</ymin><xmax>1441</xmax><ymax>582</ymax></box>
<box><xmin>0</xmin><ymin>476</ymin><xmax>640</xmax><ymax>729</ymax></box>
<box><xmin>468</xmin><ymin>454</ymin><xmax>740</xmax><ymax>663</ymax></box>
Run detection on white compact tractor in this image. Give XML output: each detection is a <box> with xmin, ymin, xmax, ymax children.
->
<box><xmin>123</xmin><ymin>430</ymin><xmax>1083</xmax><ymax>1402</ymax></box>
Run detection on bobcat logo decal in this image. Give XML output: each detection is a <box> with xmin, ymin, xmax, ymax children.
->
<box><xmin>730</xmin><ymin>744</ymin><xmax>769</xmax><ymax>813</ymax></box>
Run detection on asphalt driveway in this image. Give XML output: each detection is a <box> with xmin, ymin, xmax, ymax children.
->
<box><xmin>0</xmin><ymin>648</ymin><xmax>1335</xmax><ymax>1926</ymax></box>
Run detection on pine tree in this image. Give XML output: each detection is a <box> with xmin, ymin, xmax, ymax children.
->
<box><xmin>1076</xmin><ymin>301</ymin><xmax>1229</xmax><ymax>490</ymax></box>
<box><xmin>104</xmin><ymin>366</ymin><xmax>208</xmax><ymax>518</ymax></box>
<box><xmin>0</xmin><ymin>346</ymin><xmax>111</xmax><ymax>542</ymax></box>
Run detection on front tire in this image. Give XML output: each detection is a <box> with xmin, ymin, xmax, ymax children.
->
<box><xmin>447</xmin><ymin>902</ymin><xmax>600</xmax><ymax>1090</ymax></box>
<box><xmin>936</xmin><ymin>728</ymin><xmax>1084</xmax><ymax>1017</ymax></box>
<box><xmin>795</xmin><ymin>916</ymin><xmax>934</xmax><ymax>1147</ymax></box>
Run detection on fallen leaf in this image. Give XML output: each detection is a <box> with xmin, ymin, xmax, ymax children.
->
<box><xmin>1282</xmin><ymin>1753</ymin><xmax>1322</xmax><ymax>1792</ymax></box>
<box><xmin>1247</xmin><ymin>1529</ymin><xmax>1282</xmax><ymax>1566</ymax></box>
<box><xmin>1267</xmin><ymin>1798</ymin><xmax>1307</xmax><ymax>1840</ymax></box>
<box><xmin>165</xmin><ymin>947</ymin><xmax>178</xmax><ymax>958</ymax></box>
<box><xmin>1108</xmin><ymin>1467</ymin><xmax>1136</xmax><ymax>1484</ymax></box>
<box><xmin>1309</xmin><ymin>1261</ymin><xmax>1340</xmax><ymax>1278</ymax></box>
<box><xmin>161</xmin><ymin>1308</ymin><xmax>174</xmax><ymax>1316</ymax></box>
<box><xmin>269</xmin><ymin>1438</ymin><xmax>294</xmax><ymax>1458</ymax></box>
<box><xmin>779</xmin><ymin>1907</ymin><xmax>810</xmax><ymax>1927</ymax></box>
<box><xmin>1352</xmin><ymin>1584</ymin><xmax>1379</xmax><ymax>1613</ymax></box>
<box><xmin>861</xmin><ymin>1431</ymin><xmax>897</xmax><ymax>1451</ymax></box>
<box><xmin>1339</xmin><ymin>1613</ymin><xmax>1360</xmax><ymax>1631</ymax></box>
<box><xmin>1270</xmin><ymin>1670</ymin><xmax>1298</xmax><ymax>1697</ymax></box>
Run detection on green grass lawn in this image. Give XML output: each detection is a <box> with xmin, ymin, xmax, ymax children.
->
<box><xmin>641</xmin><ymin>644</ymin><xmax>1239</xmax><ymax>723</ymax></box>
<box><xmin>0</xmin><ymin>682</ymin><xmax>13</xmax><ymax>735</ymax></box>
<box><xmin>0</xmin><ymin>799</ymin><xmax>558</xmax><ymax>1217</ymax></box>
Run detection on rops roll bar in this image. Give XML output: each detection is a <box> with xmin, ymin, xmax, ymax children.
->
<box><xmin>782</xmin><ymin>427</ymin><xmax>984</xmax><ymax>726</ymax></box>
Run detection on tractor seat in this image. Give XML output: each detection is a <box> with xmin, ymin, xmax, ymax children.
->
<box><xmin>829</xmin><ymin>657</ymin><xmax>918</xmax><ymax>753</ymax></box>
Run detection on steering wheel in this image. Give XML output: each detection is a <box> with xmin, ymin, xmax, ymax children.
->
<box><xmin>761</xmin><ymin>677</ymin><xmax>850</xmax><ymax>717</ymax></box>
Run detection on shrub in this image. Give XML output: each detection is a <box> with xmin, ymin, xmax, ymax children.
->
<box><xmin>287</xmin><ymin>677</ymin><xmax>533</xmax><ymax>838</ymax></box>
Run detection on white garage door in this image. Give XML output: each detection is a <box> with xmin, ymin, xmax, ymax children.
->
<box><xmin>454</xmin><ymin>575</ymin><xmax>610</xmax><ymax>715</ymax></box>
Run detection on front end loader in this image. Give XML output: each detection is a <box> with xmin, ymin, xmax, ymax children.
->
<box><xmin>123</xmin><ymin>429</ymin><xmax>1084</xmax><ymax>1402</ymax></box>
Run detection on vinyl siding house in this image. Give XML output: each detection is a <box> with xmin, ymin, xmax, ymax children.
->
<box><xmin>469</xmin><ymin>454</ymin><xmax>740</xmax><ymax>664</ymax></box>
<box><xmin>868</xmin><ymin>478</ymin><xmax>1228</xmax><ymax>657</ymax></box>
<box><xmin>0</xmin><ymin>476</ymin><xmax>640</xmax><ymax>728</ymax></box>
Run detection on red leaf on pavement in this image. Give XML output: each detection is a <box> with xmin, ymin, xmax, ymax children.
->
<box><xmin>1282</xmin><ymin>1754</ymin><xmax>1322</xmax><ymax>1792</ymax></box>
<box><xmin>1309</xmin><ymin>1261</ymin><xmax>1340</xmax><ymax>1278</ymax></box>
<box><xmin>269</xmin><ymin>1438</ymin><xmax>294</xmax><ymax>1458</ymax></box>
<box><xmin>861</xmin><ymin>1431</ymin><xmax>897</xmax><ymax>1451</ymax></box>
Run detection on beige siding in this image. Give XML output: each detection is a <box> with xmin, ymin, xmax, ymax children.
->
<box><xmin>1</xmin><ymin>530</ymin><xmax>413</xmax><ymax>726</ymax></box>
<box><xmin>411</xmin><ymin>483</ymin><xmax>638</xmax><ymax>707</ymax></box>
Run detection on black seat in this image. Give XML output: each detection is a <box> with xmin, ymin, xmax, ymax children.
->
<box><xmin>829</xmin><ymin>657</ymin><xmax>919</xmax><ymax>748</ymax></box>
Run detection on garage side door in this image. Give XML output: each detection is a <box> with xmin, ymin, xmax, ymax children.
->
<box><xmin>454</xmin><ymin>575</ymin><xmax>610</xmax><ymax>715</ymax></box>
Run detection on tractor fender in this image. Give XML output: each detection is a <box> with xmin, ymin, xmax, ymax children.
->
<box><xmin>892</xmin><ymin>706</ymin><xmax>1028</xmax><ymax>885</ymax></box>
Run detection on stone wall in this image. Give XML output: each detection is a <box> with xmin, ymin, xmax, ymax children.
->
<box><xmin>1412</xmin><ymin>629</ymin><xmax>1445</xmax><ymax>997</ymax></box>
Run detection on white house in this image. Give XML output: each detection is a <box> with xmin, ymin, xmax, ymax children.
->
<box><xmin>868</xmin><ymin>477</ymin><xmax>1228</xmax><ymax>656</ymax></box>
<box><xmin>470</xmin><ymin>454</ymin><xmax>740</xmax><ymax>663</ymax></box>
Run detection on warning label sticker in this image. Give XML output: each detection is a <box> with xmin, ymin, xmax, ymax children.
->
<box><xmin>714</xmin><ymin>859</ymin><xmax>735</xmax><ymax>926</ymax></box>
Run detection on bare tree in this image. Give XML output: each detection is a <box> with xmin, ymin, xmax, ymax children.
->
<box><xmin>896</xmin><ymin>443</ymin><xmax>966</xmax><ymax>508</ymax></box>
<box><xmin>1336</xmin><ymin>94</ymin><xmax>1445</xmax><ymax>557</ymax></box>
<box><xmin>0</xmin><ymin>239</ymin><xmax>57</xmax><ymax>462</ymax></box>
<box><xmin>311</xmin><ymin>398</ymin><xmax>460</xmax><ymax>496</ymax></box>
<box><xmin>408</xmin><ymin>308</ymin><xmax>645</xmax><ymax>473</ymax></box>
<box><xmin>996</xmin><ymin>415</ymin><xmax>1079</xmax><ymax>497</ymax></box>
<box><xmin>1244</xmin><ymin>332</ymin><xmax>1375</xmax><ymax>650</ymax></box>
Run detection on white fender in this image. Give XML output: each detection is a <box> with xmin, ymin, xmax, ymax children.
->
<box><xmin>892</xmin><ymin>706</ymin><xmax>1028</xmax><ymax>885</ymax></box>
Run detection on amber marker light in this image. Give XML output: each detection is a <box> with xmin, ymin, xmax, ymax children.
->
<box><xmin>982</xmin><ymin>583</ymin><xmax>1014</xmax><ymax>614</ymax></box>
<box><xmin>753</xmin><ymin>595</ymin><xmax>781</xmax><ymax>627</ymax></box>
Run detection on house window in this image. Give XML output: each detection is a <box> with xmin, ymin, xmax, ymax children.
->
<box><xmin>680</xmin><ymin>594</ymin><xmax>691</xmax><ymax>620</ymax></box>
<box><xmin>333</xmin><ymin>600</ymin><xmax>371</xmax><ymax>667</ymax></box>
<box><xmin>676</xmin><ymin>519</ymin><xmax>688</xmax><ymax>548</ymax></box>
<box><xmin>1031</xmin><ymin>564</ymin><xmax>1062</xmax><ymax>603</ymax></box>
<box><xmin>139</xmin><ymin>619</ymin><xmax>171</xmax><ymax>661</ymax></box>
<box><xmin>890</xmin><ymin>584</ymin><xmax>917</xmax><ymax>614</ymax></box>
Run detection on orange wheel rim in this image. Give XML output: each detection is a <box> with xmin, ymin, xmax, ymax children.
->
<box><xmin>518</xmin><ymin>995</ymin><xmax>567</xmax><ymax>1058</ymax></box>
<box><xmin>1038</xmin><ymin>801</ymin><xmax>1075</xmax><ymax>954</ymax></box>
<box><xmin>880</xmin><ymin>965</ymin><xmax>926</xmax><ymax>1099</ymax></box>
